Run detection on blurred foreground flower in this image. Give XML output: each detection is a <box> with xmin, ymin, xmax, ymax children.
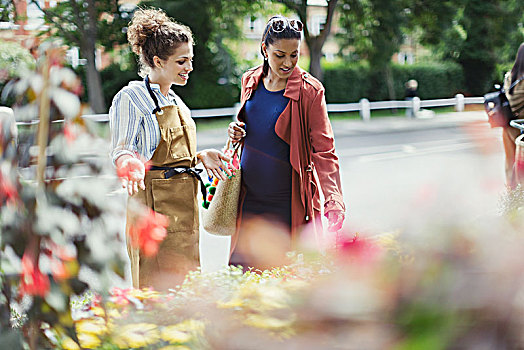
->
<box><xmin>112</xmin><ymin>323</ymin><xmax>160</xmax><ymax>349</ymax></box>
<box><xmin>0</xmin><ymin>167</ymin><xmax>18</xmax><ymax>205</ymax></box>
<box><xmin>128</xmin><ymin>207</ymin><xmax>168</xmax><ymax>257</ymax></box>
<box><xmin>19</xmin><ymin>253</ymin><xmax>50</xmax><ymax>297</ymax></box>
<box><xmin>1</xmin><ymin>42</ymin><xmax>127</xmax><ymax>350</ymax></box>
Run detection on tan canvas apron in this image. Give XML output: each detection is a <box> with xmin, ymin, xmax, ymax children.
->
<box><xmin>125</xmin><ymin>77</ymin><xmax>201</xmax><ymax>290</ymax></box>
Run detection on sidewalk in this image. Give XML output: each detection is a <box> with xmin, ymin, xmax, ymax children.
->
<box><xmin>330</xmin><ymin>110</ymin><xmax>487</xmax><ymax>137</ymax></box>
<box><xmin>197</xmin><ymin>111</ymin><xmax>488</xmax><ymax>149</ymax></box>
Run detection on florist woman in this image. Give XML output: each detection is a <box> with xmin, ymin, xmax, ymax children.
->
<box><xmin>228</xmin><ymin>15</ymin><xmax>346</xmax><ymax>268</ymax></box>
<box><xmin>109</xmin><ymin>8</ymin><xmax>230</xmax><ymax>290</ymax></box>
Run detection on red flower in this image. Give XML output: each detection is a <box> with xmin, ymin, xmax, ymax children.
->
<box><xmin>0</xmin><ymin>171</ymin><xmax>18</xmax><ymax>205</ymax></box>
<box><xmin>63</xmin><ymin>123</ymin><xmax>76</xmax><ymax>144</ymax></box>
<box><xmin>128</xmin><ymin>208</ymin><xmax>168</xmax><ymax>257</ymax></box>
<box><xmin>19</xmin><ymin>253</ymin><xmax>50</xmax><ymax>297</ymax></box>
<box><xmin>336</xmin><ymin>233</ymin><xmax>381</xmax><ymax>264</ymax></box>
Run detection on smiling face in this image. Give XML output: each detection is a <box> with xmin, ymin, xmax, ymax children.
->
<box><xmin>153</xmin><ymin>42</ymin><xmax>194</xmax><ymax>86</ymax></box>
<box><xmin>262</xmin><ymin>38</ymin><xmax>300</xmax><ymax>81</ymax></box>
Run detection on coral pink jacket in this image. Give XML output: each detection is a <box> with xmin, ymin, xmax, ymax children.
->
<box><xmin>232</xmin><ymin>65</ymin><xmax>345</xmax><ymax>247</ymax></box>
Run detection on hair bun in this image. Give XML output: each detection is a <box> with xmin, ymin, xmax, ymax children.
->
<box><xmin>127</xmin><ymin>8</ymin><xmax>170</xmax><ymax>55</ymax></box>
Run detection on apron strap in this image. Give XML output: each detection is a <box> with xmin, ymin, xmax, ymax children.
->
<box><xmin>150</xmin><ymin>166</ymin><xmax>207</xmax><ymax>199</ymax></box>
<box><xmin>144</xmin><ymin>76</ymin><xmax>162</xmax><ymax>115</ymax></box>
<box><xmin>145</xmin><ymin>76</ymin><xmax>178</xmax><ymax>114</ymax></box>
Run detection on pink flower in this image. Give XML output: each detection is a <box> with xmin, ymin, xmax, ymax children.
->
<box><xmin>110</xmin><ymin>287</ymin><xmax>132</xmax><ymax>306</ymax></box>
<box><xmin>336</xmin><ymin>233</ymin><xmax>381</xmax><ymax>265</ymax></box>
<box><xmin>128</xmin><ymin>208</ymin><xmax>168</xmax><ymax>257</ymax></box>
<box><xmin>19</xmin><ymin>253</ymin><xmax>50</xmax><ymax>297</ymax></box>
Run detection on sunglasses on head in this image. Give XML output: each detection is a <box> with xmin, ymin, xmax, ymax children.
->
<box><xmin>268</xmin><ymin>17</ymin><xmax>303</xmax><ymax>33</ymax></box>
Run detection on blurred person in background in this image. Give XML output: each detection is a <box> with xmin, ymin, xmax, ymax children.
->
<box><xmin>404</xmin><ymin>79</ymin><xmax>418</xmax><ymax>118</ymax></box>
<box><xmin>109</xmin><ymin>8</ymin><xmax>230</xmax><ymax>290</ymax></box>
<box><xmin>228</xmin><ymin>15</ymin><xmax>346</xmax><ymax>269</ymax></box>
<box><xmin>502</xmin><ymin>43</ymin><xmax>524</xmax><ymax>189</ymax></box>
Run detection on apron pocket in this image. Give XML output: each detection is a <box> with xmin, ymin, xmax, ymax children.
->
<box><xmin>151</xmin><ymin>176</ymin><xmax>198</xmax><ymax>232</ymax></box>
<box><xmin>169</xmin><ymin>126</ymin><xmax>192</xmax><ymax>159</ymax></box>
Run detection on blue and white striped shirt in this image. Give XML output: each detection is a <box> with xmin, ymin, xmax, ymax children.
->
<box><xmin>108</xmin><ymin>80</ymin><xmax>191</xmax><ymax>164</ymax></box>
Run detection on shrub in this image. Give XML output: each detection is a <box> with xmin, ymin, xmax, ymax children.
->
<box><xmin>323</xmin><ymin>61</ymin><xmax>465</xmax><ymax>103</ymax></box>
<box><xmin>323</xmin><ymin>62</ymin><xmax>372</xmax><ymax>103</ymax></box>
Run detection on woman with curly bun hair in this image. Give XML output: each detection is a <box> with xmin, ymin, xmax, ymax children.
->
<box><xmin>109</xmin><ymin>8</ymin><xmax>231</xmax><ymax>290</ymax></box>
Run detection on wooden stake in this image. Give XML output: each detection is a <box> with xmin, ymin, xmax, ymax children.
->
<box><xmin>36</xmin><ymin>54</ymin><xmax>50</xmax><ymax>189</ymax></box>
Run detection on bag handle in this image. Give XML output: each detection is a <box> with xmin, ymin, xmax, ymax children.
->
<box><xmin>225</xmin><ymin>138</ymin><xmax>242</xmax><ymax>158</ymax></box>
<box><xmin>502</xmin><ymin>75</ymin><xmax>524</xmax><ymax>93</ymax></box>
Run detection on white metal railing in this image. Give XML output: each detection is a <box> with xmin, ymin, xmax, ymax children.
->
<box><xmin>14</xmin><ymin>94</ymin><xmax>484</xmax><ymax>125</ymax></box>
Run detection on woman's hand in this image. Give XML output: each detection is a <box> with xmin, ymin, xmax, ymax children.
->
<box><xmin>198</xmin><ymin>149</ymin><xmax>232</xmax><ymax>181</ymax></box>
<box><xmin>326</xmin><ymin>210</ymin><xmax>345</xmax><ymax>232</ymax></box>
<box><xmin>116</xmin><ymin>155</ymin><xmax>146</xmax><ymax>196</ymax></box>
<box><xmin>228</xmin><ymin>122</ymin><xmax>246</xmax><ymax>142</ymax></box>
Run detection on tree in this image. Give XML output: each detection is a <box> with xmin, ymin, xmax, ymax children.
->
<box><xmin>401</xmin><ymin>0</ymin><xmax>524</xmax><ymax>95</ymax></box>
<box><xmin>338</xmin><ymin>0</ymin><xmax>406</xmax><ymax>100</ymax></box>
<box><xmin>402</xmin><ymin>0</ymin><xmax>459</xmax><ymax>47</ymax></box>
<box><xmin>0</xmin><ymin>0</ymin><xmax>15</xmax><ymax>21</ymax></box>
<box><xmin>429</xmin><ymin>0</ymin><xmax>521</xmax><ymax>95</ymax></box>
<box><xmin>276</xmin><ymin>0</ymin><xmax>339</xmax><ymax>80</ymax></box>
<box><xmin>32</xmin><ymin>0</ymin><xmax>132</xmax><ymax>113</ymax></box>
<box><xmin>142</xmin><ymin>0</ymin><xmax>262</xmax><ymax>108</ymax></box>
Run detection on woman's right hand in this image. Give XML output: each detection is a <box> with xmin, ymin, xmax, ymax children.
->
<box><xmin>228</xmin><ymin>122</ymin><xmax>246</xmax><ymax>142</ymax></box>
<box><xmin>116</xmin><ymin>155</ymin><xmax>146</xmax><ymax>196</ymax></box>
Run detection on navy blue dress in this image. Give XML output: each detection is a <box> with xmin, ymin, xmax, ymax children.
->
<box><xmin>241</xmin><ymin>82</ymin><xmax>291</xmax><ymax>228</ymax></box>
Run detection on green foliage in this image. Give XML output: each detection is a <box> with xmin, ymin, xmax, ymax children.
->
<box><xmin>337</xmin><ymin>0</ymin><xmax>523</xmax><ymax>97</ymax></box>
<box><xmin>140</xmin><ymin>0</ymin><xmax>263</xmax><ymax>108</ymax></box>
<box><xmin>323</xmin><ymin>61</ymin><xmax>464</xmax><ymax>103</ymax></box>
<box><xmin>402</xmin><ymin>0</ymin><xmax>460</xmax><ymax>47</ymax></box>
<box><xmin>35</xmin><ymin>0</ymin><xmax>131</xmax><ymax>49</ymax></box>
<box><xmin>100</xmin><ymin>63</ymin><xmax>141</xmax><ymax>108</ymax></box>
<box><xmin>0</xmin><ymin>0</ymin><xmax>15</xmax><ymax>22</ymax></box>
<box><xmin>323</xmin><ymin>62</ymin><xmax>372</xmax><ymax>102</ymax></box>
<box><xmin>0</xmin><ymin>41</ymin><xmax>36</xmax><ymax>107</ymax></box>
<box><xmin>338</xmin><ymin>0</ymin><xmax>406</xmax><ymax>69</ymax></box>
<box><xmin>0</xmin><ymin>41</ymin><xmax>35</xmax><ymax>82</ymax></box>
<box><xmin>456</xmin><ymin>0</ymin><xmax>508</xmax><ymax>95</ymax></box>
<box><xmin>425</xmin><ymin>0</ymin><xmax>523</xmax><ymax>95</ymax></box>
<box><xmin>494</xmin><ymin>63</ymin><xmax>513</xmax><ymax>86</ymax></box>
<box><xmin>33</xmin><ymin>0</ymin><xmax>134</xmax><ymax>112</ymax></box>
